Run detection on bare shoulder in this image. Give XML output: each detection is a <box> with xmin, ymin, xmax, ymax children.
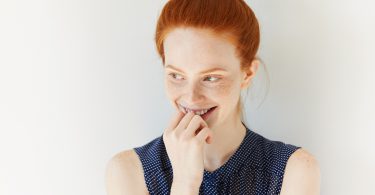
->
<box><xmin>280</xmin><ymin>148</ymin><xmax>321</xmax><ymax>195</ymax></box>
<box><xmin>105</xmin><ymin>149</ymin><xmax>149</xmax><ymax>195</ymax></box>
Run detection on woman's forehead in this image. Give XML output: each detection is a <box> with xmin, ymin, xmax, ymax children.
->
<box><xmin>164</xmin><ymin>28</ymin><xmax>236</xmax><ymax>55</ymax></box>
<box><xmin>164</xmin><ymin>28</ymin><xmax>240</xmax><ymax>72</ymax></box>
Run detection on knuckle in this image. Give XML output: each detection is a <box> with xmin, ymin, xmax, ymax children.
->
<box><xmin>192</xmin><ymin>138</ymin><xmax>201</xmax><ymax>146</ymax></box>
<box><xmin>171</xmin><ymin>132</ymin><xmax>179</xmax><ymax>140</ymax></box>
<box><xmin>180</xmin><ymin>132</ymin><xmax>189</xmax><ymax>140</ymax></box>
<box><xmin>200</xmin><ymin>127</ymin><xmax>209</xmax><ymax>133</ymax></box>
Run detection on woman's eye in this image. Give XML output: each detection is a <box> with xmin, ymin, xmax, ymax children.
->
<box><xmin>168</xmin><ymin>73</ymin><xmax>184</xmax><ymax>80</ymax></box>
<box><xmin>204</xmin><ymin>76</ymin><xmax>220</xmax><ymax>82</ymax></box>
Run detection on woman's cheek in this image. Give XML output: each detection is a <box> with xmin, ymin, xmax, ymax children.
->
<box><xmin>209</xmin><ymin>80</ymin><xmax>235</xmax><ymax>96</ymax></box>
<box><xmin>165</xmin><ymin>82</ymin><xmax>183</xmax><ymax>98</ymax></box>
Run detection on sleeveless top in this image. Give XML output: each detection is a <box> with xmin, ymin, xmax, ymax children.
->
<box><xmin>134</xmin><ymin>125</ymin><xmax>301</xmax><ymax>195</ymax></box>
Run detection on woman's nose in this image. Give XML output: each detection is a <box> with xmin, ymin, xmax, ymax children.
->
<box><xmin>185</xmin><ymin>83</ymin><xmax>204</xmax><ymax>104</ymax></box>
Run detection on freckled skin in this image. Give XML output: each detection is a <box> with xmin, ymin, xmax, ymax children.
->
<box><xmin>163</xmin><ymin>27</ymin><xmax>253</xmax><ymax>129</ymax></box>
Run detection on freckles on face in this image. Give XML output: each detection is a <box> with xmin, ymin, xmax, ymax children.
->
<box><xmin>200</xmin><ymin>79</ymin><xmax>231</xmax><ymax>99</ymax></box>
<box><xmin>162</xmin><ymin>27</ymin><xmax>244</xmax><ymax>106</ymax></box>
<box><xmin>211</xmin><ymin>77</ymin><xmax>234</xmax><ymax>94</ymax></box>
<box><xmin>164</xmin><ymin>80</ymin><xmax>179</xmax><ymax>99</ymax></box>
<box><xmin>164</xmin><ymin>73</ymin><xmax>238</xmax><ymax>102</ymax></box>
<box><xmin>209</xmin><ymin>76</ymin><xmax>241</xmax><ymax>106</ymax></box>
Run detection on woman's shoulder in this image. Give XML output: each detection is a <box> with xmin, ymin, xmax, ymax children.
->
<box><xmin>107</xmin><ymin>149</ymin><xmax>142</xmax><ymax>174</ymax></box>
<box><xmin>248</xmin><ymin>130</ymin><xmax>302</xmax><ymax>168</ymax></box>
<box><xmin>105</xmin><ymin>149</ymin><xmax>149</xmax><ymax>195</ymax></box>
<box><xmin>280</xmin><ymin>148</ymin><xmax>321</xmax><ymax>195</ymax></box>
<box><xmin>133</xmin><ymin>135</ymin><xmax>173</xmax><ymax>171</ymax></box>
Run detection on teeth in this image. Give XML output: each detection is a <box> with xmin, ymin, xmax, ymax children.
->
<box><xmin>198</xmin><ymin>109</ymin><xmax>209</xmax><ymax>115</ymax></box>
<box><xmin>180</xmin><ymin>105</ymin><xmax>212</xmax><ymax>115</ymax></box>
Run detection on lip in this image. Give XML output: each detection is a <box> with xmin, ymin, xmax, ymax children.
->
<box><xmin>179</xmin><ymin>104</ymin><xmax>216</xmax><ymax>113</ymax></box>
<box><xmin>201</xmin><ymin>106</ymin><xmax>217</xmax><ymax>120</ymax></box>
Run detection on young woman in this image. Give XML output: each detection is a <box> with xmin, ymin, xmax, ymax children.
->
<box><xmin>106</xmin><ymin>0</ymin><xmax>320</xmax><ymax>194</ymax></box>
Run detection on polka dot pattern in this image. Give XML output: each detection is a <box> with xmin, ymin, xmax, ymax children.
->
<box><xmin>134</xmin><ymin>125</ymin><xmax>300</xmax><ymax>195</ymax></box>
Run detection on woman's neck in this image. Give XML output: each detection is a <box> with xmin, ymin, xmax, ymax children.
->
<box><xmin>203</xmin><ymin>117</ymin><xmax>247</xmax><ymax>172</ymax></box>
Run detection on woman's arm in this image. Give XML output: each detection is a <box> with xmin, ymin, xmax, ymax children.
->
<box><xmin>280</xmin><ymin>148</ymin><xmax>321</xmax><ymax>195</ymax></box>
<box><xmin>105</xmin><ymin>150</ymin><xmax>149</xmax><ymax>195</ymax></box>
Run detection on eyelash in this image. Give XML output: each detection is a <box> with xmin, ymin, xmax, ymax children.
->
<box><xmin>169</xmin><ymin>73</ymin><xmax>184</xmax><ymax>80</ymax></box>
<box><xmin>168</xmin><ymin>73</ymin><xmax>221</xmax><ymax>82</ymax></box>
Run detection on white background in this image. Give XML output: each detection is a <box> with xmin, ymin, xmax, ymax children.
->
<box><xmin>0</xmin><ymin>0</ymin><xmax>374</xmax><ymax>194</ymax></box>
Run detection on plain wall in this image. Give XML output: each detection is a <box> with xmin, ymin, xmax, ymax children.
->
<box><xmin>0</xmin><ymin>0</ymin><xmax>374</xmax><ymax>194</ymax></box>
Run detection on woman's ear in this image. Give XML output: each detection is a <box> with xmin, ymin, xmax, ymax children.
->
<box><xmin>240</xmin><ymin>59</ymin><xmax>259</xmax><ymax>89</ymax></box>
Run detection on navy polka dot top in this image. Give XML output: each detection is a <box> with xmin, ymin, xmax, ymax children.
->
<box><xmin>134</xmin><ymin>125</ymin><xmax>301</xmax><ymax>195</ymax></box>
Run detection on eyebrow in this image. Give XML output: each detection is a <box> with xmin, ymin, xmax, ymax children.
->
<box><xmin>165</xmin><ymin>64</ymin><xmax>228</xmax><ymax>74</ymax></box>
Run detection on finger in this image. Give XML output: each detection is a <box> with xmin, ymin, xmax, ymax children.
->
<box><xmin>164</xmin><ymin>110</ymin><xmax>185</xmax><ymax>134</ymax></box>
<box><xmin>184</xmin><ymin>115</ymin><xmax>208</xmax><ymax>138</ymax></box>
<box><xmin>195</xmin><ymin>127</ymin><xmax>213</xmax><ymax>144</ymax></box>
<box><xmin>175</xmin><ymin>112</ymin><xmax>195</xmax><ymax>135</ymax></box>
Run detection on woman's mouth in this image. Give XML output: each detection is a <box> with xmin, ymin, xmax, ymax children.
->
<box><xmin>179</xmin><ymin>105</ymin><xmax>218</xmax><ymax>120</ymax></box>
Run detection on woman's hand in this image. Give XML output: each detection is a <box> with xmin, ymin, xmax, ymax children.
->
<box><xmin>163</xmin><ymin>111</ymin><xmax>214</xmax><ymax>189</ymax></box>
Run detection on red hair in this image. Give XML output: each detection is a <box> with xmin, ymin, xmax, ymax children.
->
<box><xmin>155</xmin><ymin>0</ymin><xmax>260</xmax><ymax>72</ymax></box>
